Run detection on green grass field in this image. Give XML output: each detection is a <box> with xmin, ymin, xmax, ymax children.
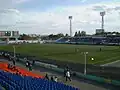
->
<box><xmin>0</xmin><ymin>44</ymin><xmax>120</xmax><ymax>65</ymax></box>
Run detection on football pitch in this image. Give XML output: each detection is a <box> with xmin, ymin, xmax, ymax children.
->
<box><xmin>0</xmin><ymin>44</ymin><xmax>120</xmax><ymax>65</ymax></box>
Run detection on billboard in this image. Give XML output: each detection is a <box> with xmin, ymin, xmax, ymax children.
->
<box><xmin>12</xmin><ymin>31</ymin><xmax>19</xmax><ymax>36</ymax></box>
<box><xmin>96</xmin><ymin>29</ymin><xmax>104</xmax><ymax>34</ymax></box>
<box><xmin>0</xmin><ymin>31</ymin><xmax>11</xmax><ymax>36</ymax></box>
<box><xmin>0</xmin><ymin>31</ymin><xmax>19</xmax><ymax>37</ymax></box>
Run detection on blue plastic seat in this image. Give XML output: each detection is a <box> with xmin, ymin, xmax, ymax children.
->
<box><xmin>0</xmin><ymin>70</ymin><xmax>79</xmax><ymax>90</ymax></box>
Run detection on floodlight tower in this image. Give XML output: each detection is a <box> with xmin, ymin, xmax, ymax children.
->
<box><xmin>100</xmin><ymin>11</ymin><xmax>105</xmax><ymax>30</ymax></box>
<box><xmin>68</xmin><ymin>16</ymin><xmax>72</xmax><ymax>37</ymax></box>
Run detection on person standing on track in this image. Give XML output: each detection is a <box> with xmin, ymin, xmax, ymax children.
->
<box><xmin>45</xmin><ymin>73</ymin><xmax>49</xmax><ymax>80</ymax></box>
<box><xmin>51</xmin><ymin>76</ymin><xmax>54</xmax><ymax>81</ymax></box>
<box><xmin>64</xmin><ymin>65</ymin><xmax>69</xmax><ymax>77</ymax></box>
<box><xmin>29</xmin><ymin>64</ymin><xmax>32</xmax><ymax>71</ymax></box>
<box><xmin>66</xmin><ymin>70</ymin><xmax>71</xmax><ymax>81</ymax></box>
<box><xmin>26</xmin><ymin>61</ymin><xmax>29</xmax><ymax>67</ymax></box>
<box><xmin>13</xmin><ymin>59</ymin><xmax>16</xmax><ymax>65</ymax></box>
<box><xmin>54</xmin><ymin>76</ymin><xmax>58</xmax><ymax>82</ymax></box>
<box><xmin>32</xmin><ymin>60</ymin><xmax>35</xmax><ymax>66</ymax></box>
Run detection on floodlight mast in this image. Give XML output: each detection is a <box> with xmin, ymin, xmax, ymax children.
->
<box><xmin>100</xmin><ymin>11</ymin><xmax>105</xmax><ymax>30</ymax></box>
<box><xmin>84</xmin><ymin>52</ymin><xmax>88</xmax><ymax>75</ymax></box>
<box><xmin>68</xmin><ymin>16</ymin><xmax>72</xmax><ymax>37</ymax></box>
<box><xmin>13</xmin><ymin>45</ymin><xmax>16</xmax><ymax>63</ymax></box>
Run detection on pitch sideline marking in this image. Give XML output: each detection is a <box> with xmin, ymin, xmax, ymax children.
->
<box><xmin>93</xmin><ymin>56</ymin><xmax>120</xmax><ymax>64</ymax></box>
<box><xmin>101</xmin><ymin>60</ymin><xmax>120</xmax><ymax>66</ymax></box>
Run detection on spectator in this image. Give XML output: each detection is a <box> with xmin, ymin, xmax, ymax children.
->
<box><xmin>26</xmin><ymin>61</ymin><xmax>29</xmax><ymax>67</ymax></box>
<box><xmin>51</xmin><ymin>76</ymin><xmax>54</xmax><ymax>81</ymax></box>
<box><xmin>12</xmin><ymin>66</ymin><xmax>16</xmax><ymax>71</ymax></box>
<box><xmin>8</xmin><ymin>64</ymin><xmax>17</xmax><ymax>71</ymax></box>
<box><xmin>64</xmin><ymin>65</ymin><xmax>69</xmax><ymax>77</ymax></box>
<box><xmin>26</xmin><ymin>61</ymin><xmax>30</xmax><ymax>67</ymax></box>
<box><xmin>16</xmin><ymin>70</ymin><xmax>19</xmax><ymax>75</ymax></box>
<box><xmin>13</xmin><ymin>60</ymin><xmax>15</xmax><ymax>65</ymax></box>
<box><xmin>29</xmin><ymin>64</ymin><xmax>32</xmax><ymax>71</ymax></box>
<box><xmin>66</xmin><ymin>65</ymin><xmax>69</xmax><ymax>71</ymax></box>
<box><xmin>9</xmin><ymin>56</ymin><xmax>12</xmax><ymax>61</ymax></box>
<box><xmin>45</xmin><ymin>74</ymin><xmax>49</xmax><ymax>80</ymax></box>
<box><xmin>66</xmin><ymin>70</ymin><xmax>71</xmax><ymax>81</ymax></box>
<box><xmin>54</xmin><ymin>76</ymin><xmax>58</xmax><ymax>82</ymax></box>
<box><xmin>32</xmin><ymin>60</ymin><xmax>35</xmax><ymax>65</ymax></box>
<box><xmin>7</xmin><ymin>63</ymin><xmax>11</xmax><ymax>69</ymax></box>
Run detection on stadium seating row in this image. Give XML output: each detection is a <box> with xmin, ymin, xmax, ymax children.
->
<box><xmin>56</xmin><ymin>37</ymin><xmax>120</xmax><ymax>45</ymax></box>
<box><xmin>0</xmin><ymin>70</ymin><xmax>79</xmax><ymax>90</ymax></box>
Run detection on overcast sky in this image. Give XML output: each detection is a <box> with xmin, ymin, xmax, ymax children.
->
<box><xmin>0</xmin><ymin>0</ymin><xmax>120</xmax><ymax>35</ymax></box>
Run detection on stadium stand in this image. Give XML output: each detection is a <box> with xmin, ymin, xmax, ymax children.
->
<box><xmin>0</xmin><ymin>84</ymin><xmax>5</xmax><ymax>90</ymax></box>
<box><xmin>56</xmin><ymin>36</ymin><xmax>120</xmax><ymax>45</ymax></box>
<box><xmin>56</xmin><ymin>37</ymin><xmax>70</xmax><ymax>43</ymax></box>
<box><xmin>0</xmin><ymin>70</ymin><xmax>78</xmax><ymax>90</ymax></box>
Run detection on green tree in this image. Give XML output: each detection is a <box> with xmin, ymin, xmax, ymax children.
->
<box><xmin>65</xmin><ymin>33</ymin><xmax>69</xmax><ymax>37</ymax></box>
<box><xmin>81</xmin><ymin>31</ymin><xmax>86</xmax><ymax>36</ymax></box>
<box><xmin>74</xmin><ymin>31</ymin><xmax>78</xmax><ymax>37</ymax></box>
<box><xmin>48</xmin><ymin>34</ymin><xmax>54</xmax><ymax>39</ymax></box>
<box><xmin>78</xmin><ymin>31</ymin><xmax>81</xmax><ymax>36</ymax></box>
<box><xmin>57</xmin><ymin>33</ymin><xmax>64</xmax><ymax>37</ymax></box>
<box><xmin>19</xmin><ymin>34</ymin><xmax>32</xmax><ymax>40</ymax></box>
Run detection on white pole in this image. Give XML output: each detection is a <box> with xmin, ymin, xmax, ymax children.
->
<box><xmin>32</xmin><ymin>34</ymin><xmax>33</xmax><ymax>43</ymax></box>
<box><xmin>102</xmin><ymin>16</ymin><xmax>104</xmax><ymax>30</ymax></box>
<box><xmin>84</xmin><ymin>52</ymin><xmax>87</xmax><ymax>75</ymax></box>
<box><xmin>13</xmin><ymin>46</ymin><xmax>15</xmax><ymax>61</ymax></box>
<box><xmin>70</xmin><ymin>19</ymin><xmax>72</xmax><ymax>37</ymax></box>
<box><xmin>68</xmin><ymin>16</ymin><xmax>72</xmax><ymax>37</ymax></box>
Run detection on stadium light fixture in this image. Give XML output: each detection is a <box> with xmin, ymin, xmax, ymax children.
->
<box><xmin>100</xmin><ymin>11</ymin><xmax>105</xmax><ymax>30</ymax></box>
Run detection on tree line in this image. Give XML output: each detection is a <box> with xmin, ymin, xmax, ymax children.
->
<box><xmin>17</xmin><ymin>31</ymin><xmax>120</xmax><ymax>40</ymax></box>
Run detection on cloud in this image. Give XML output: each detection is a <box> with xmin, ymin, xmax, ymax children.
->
<box><xmin>0</xmin><ymin>0</ymin><xmax>14</xmax><ymax>9</ymax></box>
<box><xmin>81</xmin><ymin>0</ymin><xmax>87</xmax><ymax>3</ymax></box>
<box><xmin>92</xmin><ymin>6</ymin><xmax>106</xmax><ymax>11</ymax></box>
<box><xmin>114</xmin><ymin>6</ymin><xmax>120</xmax><ymax>10</ymax></box>
<box><xmin>0</xmin><ymin>1</ymin><xmax>120</xmax><ymax>34</ymax></box>
<box><xmin>12</xmin><ymin>0</ymin><xmax>31</xmax><ymax>4</ymax></box>
<box><xmin>0</xmin><ymin>9</ymin><xmax>19</xmax><ymax>14</ymax></box>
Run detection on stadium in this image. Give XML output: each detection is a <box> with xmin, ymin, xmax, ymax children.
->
<box><xmin>0</xmin><ymin>1</ymin><xmax>120</xmax><ymax>90</ymax></box>
<box><xmin>0</xmin><ymin>29</ymin><xmax>120</xmax><ymax>90</ymax></box>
